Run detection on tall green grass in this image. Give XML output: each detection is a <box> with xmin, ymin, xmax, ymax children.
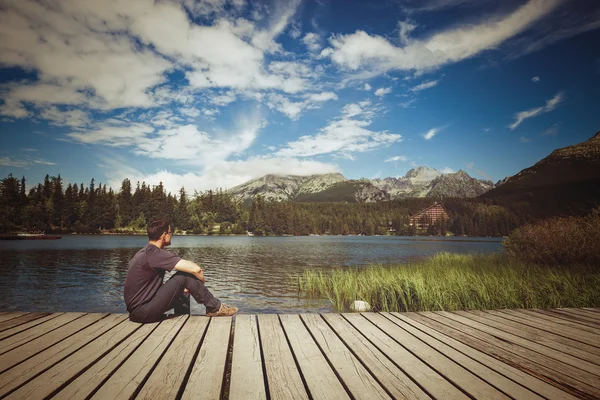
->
<box><xmin>298</xmin><ymin>252</ymin><xmax>600</xmax><ymax>312</ymax></box>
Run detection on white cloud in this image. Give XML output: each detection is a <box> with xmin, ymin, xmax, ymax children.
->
<box><xmin>532</xmin><ymin>76</ymin><xmax>541</xmax><ymax>82</ymax></box>
<box><xmin>363</xmin><ymin>83</ymin><xmax>372</xmax><ymax>91</ymax></box>
<box><xmin>411</xmin><ymin>79</ymin><xmax>439</xmax><ymax>92</ymax></box>
<box><xmin>276</xmin><ymin>102</ymin><xmax>401</xmax><ymax>157</ymax></box>
<box><xmin>508</xmin><ymin>92</ymin><xmax>564</xmax><ymax>130</ymax></box>
<box><xmin>203</xmin><ymin>109</ymin><xmax>220</xmax><ymax>118</ymax></box>
<box><xmin>543</xmin><ymin>123</ymin><xmax>560</xmax><ymax>136</ymax></box>
<box><xmin>208</xmin><ymin>91</ymin><xmax>238</xmax><ymax>106</ymax></box>
<box><xmin>0</xmin><ymin>157</ymin><xmax>28</xmax><ymax>168</ymax></box>
<box><xmin>399</xmin><ymin>98</ymin><xmax>417</xmax><ymax>108</ymax></box>
<box><xmin>423</xmin><ymin>126</ymin><xmax>443</xmax><ymax>140</ymax></box>
<box><xmin>104</xmin><ymin>156</ymin><xmax>340</xmax><ymax>195</ymax></box>
<box><xmin>323</xmin><ymin>0</ymin><xmax>562</xmax><ymax>75</ymax></box>
<box><xmin>520</xmin><ymin>136</ymin><xmax>531</xmax><ymax>143</ymax></box>
<box><xmin>302</xmin><ymin>32</ymin><xmax>321</xmax><ymax>52</ymax></box>
<box><xmin>0</xmin><ymin>155</ymin><xmax>55</xmax><ymax>168</ymax></box>
<box><xmin>398</xmin><ymin>20</ymin><xmax>418</xmax><ymax>45</ymax></box>
<box><xmin>267</xmin><ymin>91</ymin><xmax>337</xmax><ymax>120</ymax></box>
<box><xmin>375</xmin><ymin>87</ymin><xmax>392</xmax><ymax>97</ymax></box>
<box><xmin>289</xmin><ymin>20</ymin><xmax>302</xmax><ymax>39</ymax></box>
<box><xmin>65</xmin><ymin>110</ymin><xmax>264</xmax><ymax>169</ymax></box>
<box><xmin>38</xmin><ymin>106</ymin><xmax>90</xmax><ymax>127</ymax></box>
<box><xmin>440</xmin><ymin>167</ymin><xmax>455</xmax><ymax>173</ymax></box>
<box><xmin>0</xmin><ymin>0</ymin><xmax>312</xmax><ymax>122</ymax></box>
<box><xmin>385</xmin><ymin>155</ymin><xmax>408</xmax><ymax>162</ymax></box>
<box><xmin>305</xmin><ymin>92</ymin><xmax>338</xmax><ymax>102</ymax></box>
<box><xmin>32</xmin><ymin>159</ymin><xmax>57</xmax><ymax>166</ymax></box>
<box><xmin>179</xmin><ymin>107</ymin><xmax>201</xmax><ymax>118</ymax></box>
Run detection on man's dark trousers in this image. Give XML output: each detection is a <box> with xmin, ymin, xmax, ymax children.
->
<box><xmin>129</xmin><ymin>272</ymin><xmax>221</xmax><ymax>323</ymax></box>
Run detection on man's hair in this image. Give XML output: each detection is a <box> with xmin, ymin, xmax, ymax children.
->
<box><xmin>147</xmin><ymin>220</ymin><xmax>171</xmax><ymax>241</ymax></box>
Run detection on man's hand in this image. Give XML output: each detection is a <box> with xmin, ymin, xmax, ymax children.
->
<box><xmin>175</xmin><ymin>259</ymin><xmax>206</xmax><ymax>283</ymax></box>
<box><xmin>195</xmin><ymin>269</ymin><xmax>205</xmax><ymax>283</ymax></box>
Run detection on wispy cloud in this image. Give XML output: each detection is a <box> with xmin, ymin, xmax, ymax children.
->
<box><xmin>323</xmin><ymin>0</ymin><xmax>562</xmax><ymax>76</ymax></box>
<box><xmin>532</xmin><ymin>76</ymin><xmax>540</xmax><ymax>82</ymax></box>
<box><xmin>411</xmin><ymin>79</ymin><xmax>439</xmax><ymax>92</ymax></box>
<box><xmin>441</xmin><ymin>167</ymin><xmax>455</xmax><ymax>173</ymax></box>
<box><xmin>385</xmin><ymin>155</ymin><xmax>408</xmax><ymax>162</ymax></box>
<box><xmin>0</xmin><ymin>157</ymin><xmax>28</xmax><ymax>168</ymax></box>
<box><xmin>302</xmin><ymin>32</ymin><xmax>321</xmax><ymax>52</ymax></box>
<box><xmin>509</xmin><ymin>91</ymin><xmax>564</xmax><ymax>130</ymax></box>
<box><xmin>542</xmin><ymin>123</ymin><xmax>560</xmax><ymax>136</ymax></box>
<box><xmin>275</xmin><ymin>102</ymin><xmax>402</xmax><ymax>158</ymax></box>
<box><xmin>423</xmin><ymin>126</ymin><xmax>446</xmax><ymax>140</ymax></box>
<box><xmin>399</xmin><ymin>98</ymin><xmax>417</xmax><ymax>108</ymax></box>
<box><xmin>375</xmin><ymin>87</ymin><xmax>392</xmax><ymax>97</ymax></box>
<box><xmin>0</xmin><ymin>155</ymin><xmax>55</xmax><ymax>168</ymax></box>
<box><xmin>520</xmin><ymin>136</ymin><xmax>531</xmax><ymax>143</ymax></box>
<box><xmin>363</xmin><ymin>83</ymin><xmax>372</xmax><ymax>91</ymax></box>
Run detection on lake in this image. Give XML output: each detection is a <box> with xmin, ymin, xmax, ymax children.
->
<box><xmin>0</xmin><ymin>235</ymin><xmax>502</xmax><ymax>314</ymax></box>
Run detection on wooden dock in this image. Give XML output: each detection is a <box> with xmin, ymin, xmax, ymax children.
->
<box><xmin>0</xmin><ymin>308</ymin><xmax>599</xmax><ymax>399</ymax></box>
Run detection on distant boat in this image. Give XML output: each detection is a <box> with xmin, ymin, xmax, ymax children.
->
<box><xmin>0</xmin><ymin>234</ymin><xmax>62</xmax><ymax>240</ymax></box>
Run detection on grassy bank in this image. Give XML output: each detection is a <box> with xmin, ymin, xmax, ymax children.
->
<box><xmin>299</xmin><ymin>252</ymin><xmax>600</xmax><ymax>312</ymax></box>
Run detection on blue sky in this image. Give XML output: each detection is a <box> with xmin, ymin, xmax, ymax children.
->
<box><xmin>1</xmin><ymin>0</ymin><xmax>599</xmax><ymax>194</ymax></box>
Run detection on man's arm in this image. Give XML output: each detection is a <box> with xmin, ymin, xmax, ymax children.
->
<box><xmin>174</xmin><ymin>259</ymin><xmax>205</xmax><ymax>283</ymax></box>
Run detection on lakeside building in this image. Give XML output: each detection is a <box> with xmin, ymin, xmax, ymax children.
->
<box><xmin>409</xmin><ymin>202</ymin><xmax>450</xmax><ymax>229</ymax></box>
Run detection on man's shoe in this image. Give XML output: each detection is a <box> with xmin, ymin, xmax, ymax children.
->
<box><xmin>206</xmin><ymin>303</ymin><xmax>238</xmax><ymax>317</ymax></box>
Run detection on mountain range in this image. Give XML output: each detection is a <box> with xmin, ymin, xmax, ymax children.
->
<box><xmin>227</xmin><ymin>166</ymin><xmax>495</xmax><ymax>203</ymax></box>
<box><xmin>227</xmin><ymin>131</ymin><xmax>600</xmax><ymax>210</ymax></box>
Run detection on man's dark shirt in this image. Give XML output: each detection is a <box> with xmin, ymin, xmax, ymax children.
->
<box><xmin>124</xmin><ymin>244</ymin><xmax>181</xmax><ymax>312</ymax></box>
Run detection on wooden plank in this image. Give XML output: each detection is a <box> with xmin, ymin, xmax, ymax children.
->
<box><xmin>0</xmin><ymin>313</ymin><xmax>83</xmax><ymax>354</ymax></box>
<box><xmin>0</xmin><ymin>313</ymin><xmax>29</xmax><ymax>323</ymax></box>
<box><xmin>0</xmin><ymin>313</ymin><xmax>50</xmax><ymax>333</ymax></box>
<box><xmin>324</xmin><ymin>313</ymin><xmax>432</xmax><ymax>400</ymax></box>
<box><xmin>0</xmin><ymin>313</ymin><xmax>63</xmax><ymax>341</ymax></box>
<box><xmin>229</xmin><ymin>315</ymin><xmax>267</xmax><ymax>400</ymax></box>
<box><xmin>0</xmin><ymin>313</ymin><xmax>106</xmax><ymax>373</ymax></box>
<box><xmin>392</xmin><ymin>312</ymin><xmax>576</xmax><ymax>400</ymax></box>
<box><xmin>509</xmin><ymin>309</ymin><xmax>600</xmax><ymax>339</ymax></box>
<box><xmin>91</xmin><ymin>315</ymin><xmax>187</xmax><ymax>400</ymax></box>
<box><xmin>410</xmin><ymin>311</ymin><xmax>600</xmax><ymax>399</ymax></box>
<box><xmin>362</xmin><ymin>312</ymin><xmax>506</xmax><ymax>400</ymax></box>
<box><xmin>564</xmin><ymin>308</ymin><xmax>600</xmax><ymax>319</ymax></box>
<box><xmin>301</xmin><ymin>314</ymin><xmax>391</xmax><ymax>400</ymax></box>
<box><xmin>1</xmin><ymin>314</ymin><xmax>130</xmax><ymax>399</ymax></box>
<box><xmin>137</xmin><ymin>317</ymin><xmax>209</xmax><ymax>400</ymax></box>
<box><xmin>469</xmin><ymin>310</ymin><xmax>600</xmax><ymax>363</ymax></box>
<box><xmin>181</xmin><ymin>317</ymin><xmax>231</xmax><ymax>400</ymax></box>
<box><xmin>257</xmin><ymin>314</ymin><xmax>308</xmax><ymax>400</ymax></box>
<box><xmin>280</xmin><ymin>314</ymin><xmax>350</xmax><ymax>400</ymax></box>
<box><xmin>380</xmin><ymin>312</ymin><xmax>540</xmax><ymax>400</ymax></box>
<box><xmin>571</xmin><ymin>309</ymin><xmax>600</xmax><ymax>320</ymax></box>
<box><xmin>494</xmin><ymin>309</ymin><xmax>600</xmax><ymax>349</ymax></box>
<box><xmin>54</xmin><ymin>323</ymin><xmax>157</xmax><ymax>400</ymax></box>
<box><xmin>439</xmin><ymin>311</ymin><xmax>600</xmax><ymax>380</ymax></box>
<box><xmin>583</xmin><ymin>308</ymin><xmax>600</xmax><ymax>314</ymax></box>
<box><xmin>549</xmin><ymin>309</ymin><xmax>600</xmax><ymax>327</ymax></box>
<box><xmin>537</xmin><ymin>309</ymin><xmax>600</xmax><ymax>332</ymax></box>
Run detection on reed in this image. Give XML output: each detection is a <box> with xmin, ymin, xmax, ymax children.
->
<box><xmin>298</xmin><ymin>252</ymin><xmax>600</xmax><ymax>312</ymax></box>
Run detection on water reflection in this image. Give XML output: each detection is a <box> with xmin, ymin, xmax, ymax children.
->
<box><xmin>0</xmin><ymin>235</ymin><xmax>502</xmax><ymax>314</ymax></box>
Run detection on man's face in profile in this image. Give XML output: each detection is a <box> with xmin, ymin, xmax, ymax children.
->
<box><xmin>164</xmin><ymin>227</ymin><xmax>173</xmax><ymax>246</ymax></box>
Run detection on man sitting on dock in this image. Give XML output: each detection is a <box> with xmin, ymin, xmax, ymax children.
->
<box><xmin>124</xmin><ymin>219</ymin><xmax>238</xmax><ymax>322</ymax></box>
